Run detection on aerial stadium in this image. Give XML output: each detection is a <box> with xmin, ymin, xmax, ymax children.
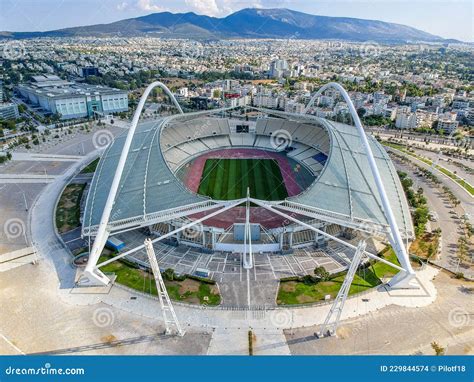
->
<box><xmin>79</xmin><ymin>81</ymin><xmax>418</xmax><ymax>306</ymax></box>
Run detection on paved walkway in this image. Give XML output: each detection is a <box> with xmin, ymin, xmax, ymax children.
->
<box><xmin>12</xmin><ymin>152</ymin><xmax>83</xmax><ymax>162</ymax></box>
<box><xmin>0</xmin><ymin>173</ymin><xmax>58</xmax><ymax>183</ymax></box>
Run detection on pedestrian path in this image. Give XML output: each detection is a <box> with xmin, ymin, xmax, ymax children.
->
<box><xmin>0</xmin><ymin>173</ymin><xmax>58</xmax><ymax>183</ymax></box>
<box><xmin>12</xmin><ymin>152</ymin><xmax>83</xmax><ymax>162</ymax></box>
<box><xmin>0</xmin><ymin>247</ymin><xmax>37</xmax><ymax>272</ymax></box>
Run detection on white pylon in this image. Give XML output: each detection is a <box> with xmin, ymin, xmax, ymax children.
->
<box><xmin>243</xmin><ymin>187</ymin><xmax>253</xmax><ymax>269</ymax></box>
<box><xmin>317</xmin><ymin>240</ymin><xmax>366</xmax><ymax>338</ymax></box>
<box><xmin>144</xmin><ymin>238</ymin><xmax>185</xmax><ymax>336</ymax></box>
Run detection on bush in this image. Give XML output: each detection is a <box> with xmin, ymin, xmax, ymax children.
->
<box><xmin>314</xmin><ymin>266</ymin><xmax>330</xmax><ymax>281</ymax></box>
<box><xmin>454</xmin><ymin>272</ymin><xmax>464</xmax><ymax>279</ymax></box>
<box><xmin>185</xmin><ymin>274</ymin><xmax>216</xmax><ymax>284</ymax></box>
<box><xmin>280</xmin><ymin>276</ymin><xmax>300</xmax><ymax>282</ymax></box>
<box><xmin>301</xmin><ymin>274</ymin><xmax>317</xmax><ymax>285</ymax></box>
<box><xmin>162</xmin><ymin>268</ymin><xmax>176</xmax><ymax>281</ymax></box>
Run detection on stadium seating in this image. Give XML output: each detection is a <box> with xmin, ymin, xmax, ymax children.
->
<box><xmin>162</xmin><ymin>117</ymin><xmax>331</xmax><ymax>174</ymax></box>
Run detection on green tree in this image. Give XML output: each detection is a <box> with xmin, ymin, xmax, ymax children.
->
<box><xmin>162</xmin><ymin>268</ymin><xmax>176</xmax><ymax>281</ymax></box>
<box><xmin>314</xmin><ymin>266</ymin><xmax>330</xmax><ymax>281</ymax></box>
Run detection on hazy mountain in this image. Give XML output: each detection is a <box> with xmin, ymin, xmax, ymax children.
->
<box><xmin>0</xmin><ymin>8</ymin><xmax>452</xmax><ymax>43</ymax></box>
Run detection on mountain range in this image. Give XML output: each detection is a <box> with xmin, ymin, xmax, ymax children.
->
<box><xmin>0</xmin><ymin>8</ymin><xmax>456</xmax><ymax>44</ymax></box>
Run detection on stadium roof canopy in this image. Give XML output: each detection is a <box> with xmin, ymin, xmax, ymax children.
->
<box><xmin>83</xmin><ymin>107</ymin><xmax>413</xmax><ymax>238</ymax></box>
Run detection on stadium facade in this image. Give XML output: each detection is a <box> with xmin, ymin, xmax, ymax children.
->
<box><xmin>80</xmin><ymin>81</ymin><xmax>416</xmax><ymax>289</ymax></box>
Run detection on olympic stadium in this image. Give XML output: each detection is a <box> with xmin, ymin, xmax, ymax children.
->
<box><xmin>79</xmin><ymin>82</ymin><xmax>418</xmax><ymax>302</ymax></box>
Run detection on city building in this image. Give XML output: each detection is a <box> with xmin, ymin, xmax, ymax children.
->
<box><xmin>437</xmin><ymin>112</ymin><xmax>460</xmax><ymax>133</ymax></box>
<box><xmin>269</xmin><ymin>59</ymin><xmax>289</xmax><ymax>78</ymax></box>
<box><xmin>15</xmin><ymin>75</ymin><xmax>128</xmax><ymax>120</ymax></box>
<box><xmin>395</xmin><ymin>111</ymin><xmax>417</xmax><ymax>129</ymax></box>
<box><xmin>0</xmin><ymin>103</ymin><xmax>19</xmax><ymax>120</ymax></box>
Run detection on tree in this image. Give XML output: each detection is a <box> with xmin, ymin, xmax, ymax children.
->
<box><xmin>427</xmin><ymin>244</ymin><xmax>434</xmax><ymax>259</ymax></box>
<box><xmin>431</xmin><ymin>341</ymin><xmax>445</xmax><ymax>356</ymax></box>
<box><xmin>357</xmin><ymin>107</ymin><xmax>366</xmax><ymax>118</ymax></box>
<box><xmin>162</xmin><ymin>268</ymin><xmax>176</xmax><ymax>281</ymax></box>
<box><xmin>457</xmin><ymin>236</ymin><xmax>469</xmax><ymax>264</ymax></box>
<box><xmin>314</xmin><ymin>266</ymin><xmax>330</xmax><ymax>281</ymax></box>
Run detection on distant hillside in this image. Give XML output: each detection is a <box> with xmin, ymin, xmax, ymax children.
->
<box><xmin>0</xmin><ymin>8</ymin><xmax>453</xmax><ymax>43</ymax></box>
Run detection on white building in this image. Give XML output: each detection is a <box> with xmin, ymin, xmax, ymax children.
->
<box><xmin>269</xmin><ymin>59</ymin><xmax>289</xmax><ymax>78</ymax></box>
<box><xmin>0</xmin><ymin>103</ymin><xmax>19</xmax><ymax>120</ymax></box>
<box><xmin>15</xmin><ymin>75</ymin><xmax>128</xmax><ymax>120</ymax></box>
<box><xmin>437</xmin><ymin>119</ymin><xmax>459</xmax><ymax>134</ymax></box>
<box><xmin>177</xmin><ymin>87</ymin><xmax>189</xmax><ymax>97</ymax></box>
<box><xmin>395</xmin><ymin>111</ymin><xmax>417</xmax><ymax>129</ymax></box>
<box><xmin>284</xmin><ymin>100</ymin><xmax>305</xmax><ymax>114</ymax></box>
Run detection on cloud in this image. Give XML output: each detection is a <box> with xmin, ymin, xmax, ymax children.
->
<box><xmin>116</xmin><ymin>0</ymin><xmax>166</xmax><ymax>12</ymax></box>
<box><xmin>185</xmin><ymin>0</ymin><xmax>220</xmax><ymax>16</ymax></box>
<box><xmin>185</xmin><ymin>0</ymin><xmax>266</xmax><ymax>16</ymax></box>
<box><xmin>115</xmin><ymin>0</ymin><xmax>279</xmax><ymax>16</ymax></box>
<box><xmin>116</xmin><ymin>1</ymin><xmax>128</xmax><ymax>11</ymax></box>
<box><xmin>137</xmin><ymin>0</ymin><xmax>165</xmax><ymax>12</ymax></box>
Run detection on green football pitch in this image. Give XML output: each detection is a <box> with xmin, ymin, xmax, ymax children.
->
<box><xmin>197</xmin><ymin>158</ymin><xmax>288</xmax><ymax>201</ymax></box>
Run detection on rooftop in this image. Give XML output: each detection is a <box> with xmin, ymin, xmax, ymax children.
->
<box><xmin>83</xmin><ymin>107</ymin><xmax>413</xmax><ymax>239</ymax></box>
<box><xmin>16</xmin><ymin>75</ymin><xmax>127</xmax><ymax>99</ymax></box>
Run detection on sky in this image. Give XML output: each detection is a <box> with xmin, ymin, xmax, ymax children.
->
<box><xmin>0</xmin><ymin>0</ymin><xmax>472</xmax><ymax>42</ymax></box>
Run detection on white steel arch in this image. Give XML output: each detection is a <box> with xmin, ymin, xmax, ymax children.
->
<box><xmin>305</xmin><ymin>82</ymin><xmax>416</xmax><ymax>288</ymax></box>
<box><xmin>81</xmin><ymin>81</ymin><xmax>184</xmax><ymax>286</ymax></box>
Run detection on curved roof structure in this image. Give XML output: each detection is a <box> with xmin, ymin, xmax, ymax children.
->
<box><xmin>83</xmin><ymin>117</ymin><xmax>211</xmax><ymax>235</ymax></box>
<box><xmin>288</xmin><ymin>118</ymin><xmax>412</xmax><ymax>236</ymax></box>
<box><xmin>83</xmin><ymin>108</ymin><xmax>413</xmax><ymax>238</ymax></box>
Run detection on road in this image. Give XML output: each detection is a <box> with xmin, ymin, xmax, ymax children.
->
<box><xmin>391</xmin><ymin>155</ymin><xmax>472</xmax><ymax>278</ymax></box>
<box><xmin>410</xmin><ymin>147</ymin><xmax>473</xmax><ymax>184</ymax></box>
<box><xmin>386</xmin><ymin>147</ymin><xmax>474</xmax><ymax>218</ymax></box>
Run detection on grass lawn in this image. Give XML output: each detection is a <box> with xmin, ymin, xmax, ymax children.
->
<box><xmin>277</xmin><ymin>248</ymin><xmax>400</xmax><ymax>305</ymax></box>
<box><xmin>80</xmin><ymin>158</ymin><xmax>100</xmax><ymax>174</ymax></box>
<box><xmin>98</xmin><ymin>255</ymin><xmax>221</xmax><ymax>305</ymax></box>
<box><xmin>197</xmin><ymin>158</ymin><xmax>288</xmax><ymax>200</ymax></box>
<box><xmin>55</xmin><ymin>183</ymin><xmax>85</xmax><ymax>233</ymax></box>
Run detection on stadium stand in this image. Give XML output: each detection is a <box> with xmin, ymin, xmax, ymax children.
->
<box><xmin>161</xmin><ymin>117</ymin><xmax>332</xmax><ymax>176</ymax></box>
